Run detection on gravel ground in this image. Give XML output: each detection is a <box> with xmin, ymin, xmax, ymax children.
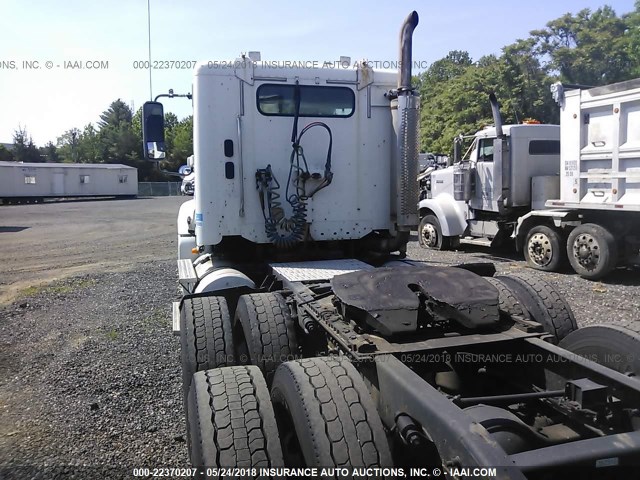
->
<box><xmin>1</xmin><ymin>198</ymin><xmax>639</xmax><ymax>478</ymax></box>
<box><xmin>406</xmin><ymin>238</ymin><xmax>640</xmax><ymax>327</ymax></box>
<box><xmin>0</xmin><ymin>262</ymin><xmax>187</xmax><ymax>479</ymax></box>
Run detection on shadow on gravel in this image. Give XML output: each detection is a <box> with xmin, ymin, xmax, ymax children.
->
<box><xmin>0</xmin><ymin>226</ymin><xmax>29</xmax><ymax>233</ymax></box>
<box><xmin>597</xmin><ymin>266</ymin><xmax>640</xmax><ymax>286</ymax></box>
<box><xmin>41</xmin><ymin>196</ymin><xmax>140</xmax><ymax>204</ymax></box>
<box><xmin>447</xmin><ymin>245</ymin><xmax>522</xmax><ymax>263</ymax></box>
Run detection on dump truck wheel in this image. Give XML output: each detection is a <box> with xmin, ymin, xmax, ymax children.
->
<box><xmin>559</xmin><ymin>323</ymin><xmax>640</xmax><ymax>379</ymax></box>
<box><xmin>271</xmin><ymin>357</ymin><xmax>392</xmax><ymax>468</ymax></box>
<box><xmin>567</xmin><ymin>223</ymin><xmax>618</xmax><ymax>280</ymax></box>
<box><xmin>524</xmin><ymin>225</ymin><xmax>566</xmax><ymax>272</ymax></box>
<box><xmin>418</xmin><ymin>214</ymin><xmax>451</xmax><ymax>250</ymax></box>
<box><xmin>234</xmin><ymin>293</ymin><xmax>298</xmax><ymax>385</ymax></box>
<box><xmin>496</xmin><ymin>273</ymin><xmax>577</xmax><ymax>343</ymax></box>
<box><xmin>187</xmin><ymin>366</ymin><xmax>284</xmax><ymax>472</ymax></box>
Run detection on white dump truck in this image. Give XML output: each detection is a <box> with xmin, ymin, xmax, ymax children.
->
<box><xmin>514</xmin><ymin>80</ymin><xmax>640</xmax><ymax>279</ymax></box>
<box><xmin>141</xmin><ymin>12</ymin><xmax>640</xmax><ymax>478</ymax></box>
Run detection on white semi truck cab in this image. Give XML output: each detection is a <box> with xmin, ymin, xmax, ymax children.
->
<box><xmin>140</xmin><ymin>12</ymin><xmax>640</xmax><ymax>476</ymax></box>
<box><xmin>418</xmin><ymin>95</ymin><xmax>561</xmax><ymax>250</ymax></box>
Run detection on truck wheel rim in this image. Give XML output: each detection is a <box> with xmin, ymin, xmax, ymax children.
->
<box><xmin>572</xmin><ymin>234</ymin><xmax>600</xmax><ymax>270</ymax></box>
<box><xmin>421</xmin><ymin>223</ymin><xmax>438</xmax><ymax>247</ymax></box>
<box><xmin>528</xmin><ymin>233</ymin><xmax>553</xmax><ymax>266</ymax></box>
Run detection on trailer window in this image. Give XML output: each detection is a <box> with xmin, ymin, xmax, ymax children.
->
<box><xmin>118</xmin><ymin>175</ymin><xmax>128</xmax><ymax>183</ymax></box>
<box><xmin>80</xmin><ymin>175</ymin><xmax>91</xmax><ymax>184</ymax></box>
<box><xmin>24</xmin><ymin>175</ymin><xmax>36</xmax><ymax>184</ymax></box>
<box><xmin>257</xmin><ymin>84</ymin><xmax>355</xmax><ymax>118</ymax></box>
<box><xmin>529</xmin><ymin>140</ymin><xmax>560</xmax><ymax>155</ymax></box>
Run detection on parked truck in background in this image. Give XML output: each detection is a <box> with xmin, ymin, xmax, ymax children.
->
<box><xmin>419</xmin><ymin>80</ymin><xmax>640</xmax><ymax>280</ymax></box>
<box><xmin>418</xmin><ymin>101</ymin><xmax>561</xmax><ymax>253</ymax></box>
<box><xmin>142</xmin><ymin>12</ymin><xmax>640</xmax><ymax>478</ymax></box>
<box><xmin>514</xmin><ymin>80</ymin><xmax>640</xmax><ymax>279</ymax></box>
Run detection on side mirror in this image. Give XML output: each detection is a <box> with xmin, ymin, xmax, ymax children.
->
<box><xmin>453</xmin><ymin>135</ymin><xmax>462</xmax><ymax>164</ymax></box>
<box><xmin>142</xmin><ymin>101</ymin><xmax>166</xmax><ymax>160</ymax></box>
<box><xmin>178</xmin><ymin>165</ymin><xmax>192</xmax><ymax>176</ymax></box>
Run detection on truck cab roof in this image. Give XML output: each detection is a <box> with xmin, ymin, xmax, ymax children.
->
<box><xmin>474</xmin><ymin>124</ymin><xmax>559</xmax><ymax>139</ymax></box>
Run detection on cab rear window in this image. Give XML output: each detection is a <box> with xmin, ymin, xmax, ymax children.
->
<box><xmin>257</xmin><ymin>84</ymin><xmax>355</xmax><ymax>118</ymax></box>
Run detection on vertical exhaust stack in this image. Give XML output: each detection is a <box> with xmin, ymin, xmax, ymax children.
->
<box><xmin>489</xmin><ymin>92</ymin><xmax>511</xmax><ymax>208</ymax></box>
<box><xmin>392</xmin><ymin>11</ymin><xmax>420</xmax><ymax>231</ymax></box>
<box><xmin>489</xmin><ymin>92</ymin><xmax>504</xmax><ymax>138</ymax></box>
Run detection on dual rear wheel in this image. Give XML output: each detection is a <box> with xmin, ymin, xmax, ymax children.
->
<box><xmin>180</xmin><ymin>293</ymin><xmax>391</xmax><ymax>474</ymax></box>
<box><xmin>524</xmin><ymin>223</ymin><xmax>619</xmax><ymax>280</ymax></box>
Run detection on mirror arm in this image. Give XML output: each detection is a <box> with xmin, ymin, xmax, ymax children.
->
<box><xmin>154</xmin><ymin>88</ymin><xmax>192</xmax><ymax>102</ymax></box>
<box><xmin>155</xmin><ymin>163</ymin><xmax>185</xmax><ymax>179</ymax></box>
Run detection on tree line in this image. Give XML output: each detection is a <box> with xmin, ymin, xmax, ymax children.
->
<box><xmin>0</xmin><ymin>101</ymin><xmax>193</xmax><ymax>181</ymax></box>
<box><xmin>1</xmin><ymin>3</ymin><xmax>638</xmax><ymax>180</ymax></box>
<box><xmin>418</xmin><ymin>2</ymin><xmax>640</xmax><ymax>154</ymax></box>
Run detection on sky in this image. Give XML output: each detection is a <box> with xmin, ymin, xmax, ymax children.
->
<box><xmin>0</xmin><ymin>0</ymin><xmax>636</xmax><ymax>146</ymax></box>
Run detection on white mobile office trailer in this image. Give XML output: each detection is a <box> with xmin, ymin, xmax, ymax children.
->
<box><xmin>0</xmin><ymin>162</ymin><xmax>138</xmax><ymax>203</ymax></box>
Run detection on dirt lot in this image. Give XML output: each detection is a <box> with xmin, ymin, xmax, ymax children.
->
<box><xmin>0</xmin><ymin>197</ymin><xmax>182</xmax><ymax>306</ymax></box>
<box><xmin>0</xmin><ymin>197</ymin><xmax>639</xmax><ymax>478</ymax></box>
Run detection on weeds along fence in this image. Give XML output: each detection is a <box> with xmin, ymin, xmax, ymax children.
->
<box><xmin>138</xmin><ymin>182</ymin><xmax>182</xmax><ymax>196</ymax></box>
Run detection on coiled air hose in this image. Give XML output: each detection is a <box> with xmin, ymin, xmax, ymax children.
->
<box><xmin>255</xmin><ymin>82</ymin><xmax>333</xmax><ymax>248</ymax></box>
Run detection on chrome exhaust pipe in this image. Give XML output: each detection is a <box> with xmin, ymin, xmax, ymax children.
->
<box><xmin>398</xmin><ymin>11</ymin><xmax>419</xmax><ymax>92</ymax></box>
<box><xmin>392</xmin><ymin>11</ymin><xmax>420</xmax><ymax>231</ymax></box>
<box><xmin>489</xmin><ymin>93</ymin><xmax>511</xmax><ymax>208</ymax></box>
<box><xmin>489</xmin><ymin>92</ymin><xmax>504</xmax><ymax>138</ymax></box>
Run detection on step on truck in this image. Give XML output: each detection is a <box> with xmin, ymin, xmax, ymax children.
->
<box><xmin>514</xmin><ymin>80</ymin><xmax>640</xmax><ymax>279</ymax></box>
<box><xmin>141</xmin><ymin>12</ymin><xmax>640</xmax><ymax>479</ymax></box>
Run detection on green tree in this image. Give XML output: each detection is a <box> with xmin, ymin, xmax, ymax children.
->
<box><xmin>172</xmin><ymin>115</ymin><xmax>193</xmax><ymax>163</ymax></box>
<box><xmin>13</xmin><ymin>126</ymin><xmax>41</xmax><ymax>163</ymax></box>
<box><xmin>531</xmin><ymin>6</ymin><xmax>633</xmax><ymax>85</ymax></box>
<box><xmin>77</xmin><ymin>124</ymin><xmax>104</xmax><ymax>163</ymax></box>
<box><xmin>98</xmin><ymin>99</ymin><xmax>139</xmax><ymax>166</ymax></box>
<box><xmin>98</xmin><ymin>99</ymin><xmax>133</xmax><ymax>129</ymax></box>
<box><xmin>498</xmin><ymin>38</ymin><xmax>558</xmax><ymax>125</ymax></box>
<box><xmin>39</xmin><ymin>141</ymin><xmax>60</xmax><ymax>163</ymax></box>
<box><xmin>624</xmin><ymin>1</ymin><xmax>640</xmax><ymax>77</ymax></box>
<box><xmin>0</xmin><ymin>145</ymin><xmax>14</xmax><ymax>162</ymax></box>
<box><xmin>56</xmin><ymin>128</ymin><xmax>81</xmax><ymax>163</ymax></box>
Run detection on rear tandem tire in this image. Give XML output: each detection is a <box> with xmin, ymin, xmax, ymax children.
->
<box><xmin>234</xmin><ymin>293</ymin><xmax>298</xmax><ymax>385</ymax></box>
<box><xmin>187</xmin><ymin>366</ymin><xmax>284</xmax><ymax>472</ymax></box>
<box><xmin>495</xmin><ymin>273</ymin><xmax>577</xmax><ymax>343</ymax></box>
<box><xmin>484</xmin><ymin>277</ymin><xmax>527</xmax><ymax>319</ymax></box>
<box><xmin>559</xmin><ymin>323</ymin><xmax>640</xmax><ymax>378</ymax></box>
<box><xmin>180</xmin><ymin>296</ymin><xmax>235</xmax><ymax>400</ymax></box>
<box><xmin>180</xmin><ymin>296</ymin><xmax>235</xmax><ymax>454</ymax></box>
<box><xmin>548</xmin><ymin>322</ymin><xmax>640</xmax><ymax>399</ymax></box>
<box><xmin>270</xmin><ymin>357</ymin><xmax>392</xmax><ymax>469</ymax></box>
